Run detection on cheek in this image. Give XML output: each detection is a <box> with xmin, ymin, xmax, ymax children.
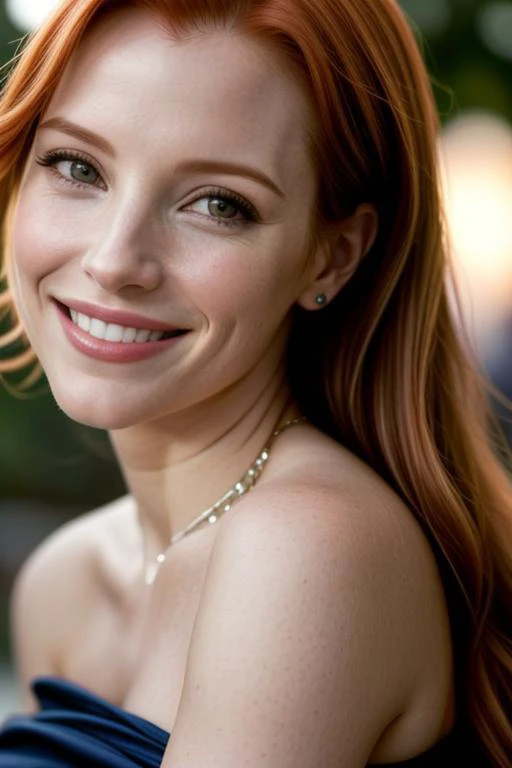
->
<box><xmin>172</xmin><ymin>227</ymin><xmax>308</xmax><ymax>325</ymax></box>
<box><xmin>12</xmin><ymin>186</ymin><xmax>74</xmax><ymax>284</ymax></box>
<box><xmin>9</xmin><ymin>193</ymin><xmax>40</xmax><ymax>324</ymax></box>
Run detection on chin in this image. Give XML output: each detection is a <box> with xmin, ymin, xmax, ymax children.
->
<box><xmin>47</xmin><ymin>379</ymin><xmax>152</xmax><ymax>431</ymax></box>
<box><xmin>56</xmin><ymin>399</ymin><xmax>138</xmax><ymax>431</ymax></box>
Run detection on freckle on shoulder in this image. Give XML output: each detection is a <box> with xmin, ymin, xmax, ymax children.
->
<box><xmin>219</xmin><ymin>427</ymin><xmax>431</xmax><ymax>585</ymax></box>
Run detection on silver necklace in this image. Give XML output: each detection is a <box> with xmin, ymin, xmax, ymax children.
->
<box><xmin>144</xmin><ymin>416</ymin><xmax>305</xmax><ymax>585</ymax></box>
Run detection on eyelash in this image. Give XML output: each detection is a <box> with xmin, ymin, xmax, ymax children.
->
<box><xmin>36</xmin><ymin>149</ymin><xmax>105</xmax><ymax>190</ymax></box>
<box><xmin>35</xmin><ymin>150</ymin><xmax>260</xmax><ymax>229</ymax></box>
<box><xmin>189</xmin><ymin>187</ymin><xmax>259</xmax><ymax>228</ymax></box>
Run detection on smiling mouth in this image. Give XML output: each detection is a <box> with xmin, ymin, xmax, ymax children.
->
<box><xmin>59</xmin><ymin>303</ymin><xmax>188</xmax><ymax>344</ymax></box>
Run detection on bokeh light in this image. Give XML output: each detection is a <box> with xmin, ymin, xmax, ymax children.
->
<box><xmin>440</xmin><ymin>112</ymin><xmax>512</xmax><ymax>358</ymax></box>
<box><xmin>477</xmin><ymin>2</ymin><xmax>512</xmax><ymax>62</ymax></box>
<box><xmin>400</xmin><ymin>0</ymin><xmax>451</xmax><ymax>36</ymax></box>
<box><xmin>6</xmin><ymin>0</ymin><xmax>61</xmax><ymax>31</ymax></box>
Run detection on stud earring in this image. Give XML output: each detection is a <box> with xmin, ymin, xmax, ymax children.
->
<box><xmin>315</xmin><ymin>293</ymin><xmax>327</xmax><ymax>306</ymax></box>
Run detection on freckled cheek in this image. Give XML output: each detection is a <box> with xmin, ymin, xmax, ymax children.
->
<box><xmin>173</xmin><ymin>253</ymin><xmax>293</xmax><ymax>327</ymax></box>
<box><xmin>171</xmin><ymin>229</ymin><xmax>304</xmax><ymax>323</ymax></box>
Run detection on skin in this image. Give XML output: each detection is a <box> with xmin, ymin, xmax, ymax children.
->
<box><xmin>11</xmin><ymin>9</ymin><xmax>375</xmax><ymax>555</ymax></box>
<box><xmin>9</xmin><ymin>9</ymin><xmax>456</xmax><ymax>767</ymax></box>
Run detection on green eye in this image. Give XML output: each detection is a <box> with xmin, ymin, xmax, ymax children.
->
<box><xmin>184</xmin><ymin>188</ymin><xmax>259</xmax><ymax>228</ymax></box>
<box><xmin>208</xmin><ymin>198</ymin><xmax>238</xmax><ymax>219</ymax></box>
<box><xmin>69</xmin><ymin>160</ymin><xmax>99</xmax><ymax>185</ymax></box>
<box><xmin>36</xmin><ymin>150</ymin><xmax>106</xmax><ymax>190</ymax></box>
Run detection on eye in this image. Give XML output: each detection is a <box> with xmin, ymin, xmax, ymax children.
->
<box><xmin>185</xmin><ymin>188</ymin><xmax>259</xmax><ymax>228</ymax></box>
<box><xmin>63</xmin><ymin>159</ymin><xmax>99</xmax><ymax>185</ymax></box>
<box><xmin>207</xmin><ymin>198</ymin><xmax>239</xmax><ymax>220</ymax></box>
<box><xmin>36</xmin><ymin>150</ymin><xmax>106</xmax><ymax>190</ymax></box>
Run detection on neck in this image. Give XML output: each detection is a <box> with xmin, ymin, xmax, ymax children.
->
<box><xmin>109</xmin><ymin>364</ymin><xmax>297</xmax><ymax>564</ymax></box>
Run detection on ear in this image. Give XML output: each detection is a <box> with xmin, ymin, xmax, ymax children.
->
<box><xmin>296</xmin><ymin>204</ymin><xmax>378</xmax><ymax>311</ymax></box>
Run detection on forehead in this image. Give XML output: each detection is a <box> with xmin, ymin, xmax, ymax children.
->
<box><xmin>42</xmin><ymin>9</ymin><xmax>315</xmax><ymax>187</ymax></box>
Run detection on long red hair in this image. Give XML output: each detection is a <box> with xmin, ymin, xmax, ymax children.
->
<box><xmin>1</xmin><ymin>1</ymin><xmax>511</xmax><ymax>764</ymax></box>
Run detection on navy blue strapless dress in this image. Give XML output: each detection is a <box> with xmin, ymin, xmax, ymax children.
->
<box><xmin>0</xmin><ymin>676</ymin><xmax>484</xmax><ymax>767</ymax></box>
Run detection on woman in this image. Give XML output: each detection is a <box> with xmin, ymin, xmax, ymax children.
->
<box><xmin>0</xmin><ymin>0</ymin><xmax>511</xmax><ymax>766</ymax></box>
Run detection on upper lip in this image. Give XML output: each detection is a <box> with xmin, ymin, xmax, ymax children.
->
<box><xmin>56</xmin><ymin>299</ymin><xmax>182</xmax><ymax>332</ymax></box>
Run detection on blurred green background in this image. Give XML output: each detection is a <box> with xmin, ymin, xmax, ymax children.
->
<box><xmin>1</xmin><ymin>0</ymin><xmax>512</xmax><ymax>697</ymax></box>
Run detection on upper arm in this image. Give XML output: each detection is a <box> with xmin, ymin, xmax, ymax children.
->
<box><xmin>163</xmin><ymin>486</ymin><xmax>418</xmax><ymax>768</ymax></box>
<box><xmin>10</xmin><ymin>535</ymin><xmax>63</xmax><ymax>711</ymax></box>
<box><xmin>10</xmin><ymin>514</ymin><xmax>98</xmax><ymax>711</ymax></box>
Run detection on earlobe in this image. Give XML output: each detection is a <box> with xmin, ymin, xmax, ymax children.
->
<box><xmin>296</xmin><ymin>203</ymin><xmax>378</xmax><ymax>311</ymax></box>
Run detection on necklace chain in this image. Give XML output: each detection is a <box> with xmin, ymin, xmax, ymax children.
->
<box><xmin>144</xmin><ymin>416</ymin><xmax>305</xmax><ymax>585</ymax></box>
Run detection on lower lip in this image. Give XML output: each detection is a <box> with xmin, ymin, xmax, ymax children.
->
<box><xmin>55</xmin><ymin>302</ymin><xmax>187</xmax><ymax>363</ymax></box>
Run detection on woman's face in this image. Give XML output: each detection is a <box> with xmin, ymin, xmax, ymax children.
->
<box><xmin>11</xmin><ymin>9</ymin><xmax>320</xmax><ymax>429</ymax></box>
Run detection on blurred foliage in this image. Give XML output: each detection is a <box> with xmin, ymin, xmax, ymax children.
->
<box><xmin>0</xmin><ymin>382</ymin><xmax>125</xmax><ymax>505</ymax></box>
<box><xmin>0</xmin><ymin>313</ymin><xmax>126</xmax><ymax>509</ymax></box>
<box><xmin>0</xmin><ymin>3</ymin><xmax>23</xmax><ymax>80</ymax></box>
<box><xmin>400</xmin><ymin>0</ymin><xmax>512</xmax><ymax>123</ymax></box>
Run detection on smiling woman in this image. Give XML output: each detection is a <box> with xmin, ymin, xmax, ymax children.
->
<box><xmin>0</xmin><ymin>1</ymin><xmax>511</xmax><ymax>767</ymax></box>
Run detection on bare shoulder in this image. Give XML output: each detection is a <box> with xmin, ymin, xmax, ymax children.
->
<box><xmin>164</xmin><ymin>428</ymin><xmax>451</xmax><ymax>767</ymax></box>
<box><xmin>220</xmin><ymin>429</ymin><xmax>447</xmax><ymax>694</ymax></box>
<box><xmin>228</xmin><ymin>425</ymin><xmax>443</xmax><ymax>617</ymax></box>
<box><xmin>10</xmin><ymin>495</ymin><xmax>134</xmax><ymax>710</ymax></box>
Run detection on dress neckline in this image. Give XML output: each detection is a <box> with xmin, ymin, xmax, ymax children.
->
<box><xmin>33</xmin><ymin>674</ymin><xmax>170</xmax><ymax>739</ymax></box>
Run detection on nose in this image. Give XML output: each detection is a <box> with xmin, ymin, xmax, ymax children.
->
<box><xmin>80</xmin><ymin>200</ymin><xmax>164</xmax><ymax>294</ymax></box>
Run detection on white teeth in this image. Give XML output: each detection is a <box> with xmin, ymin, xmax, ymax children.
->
<box><xmin>135</xmin><ymin>329</ymin><xmax>151</xmax><ymax>343</ymax></box>
<box><xmin>89</xmin><ymin>318</ymin><xmax>107</xmax><ymax>339</ymax></box>
<box><xmin>104</xmin><ymin>323</ymin><xmax>124</xmax><ymax>342</ymax></box>
<box><xmin>68</xmin><ymin>309</ymin><xmax>166</xmax><ymax>343</ymax></box>
<box><xmin>78</xmin><ymin>313</ymin><xmax>91</xmax><ymax>332</ymax></box>
<box><xmin>122</xmin><ymin>327</ymin><xmax>138</xmax><ymax>343</ymax></box>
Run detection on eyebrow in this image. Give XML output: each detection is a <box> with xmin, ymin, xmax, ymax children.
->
<box><xmin>173</xmin><ymin>160</ymin><xmax>285</xmax><ymax>199</ymax></box>
<box><xmin>37</xmin><ymin>117</ymin><xmax>285</xmax><ymax>199</ymax></box>
<box><xmin>38</xmin><ymin>117</ymin><xmax>116</xmax><ymax>157</ymax></box>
